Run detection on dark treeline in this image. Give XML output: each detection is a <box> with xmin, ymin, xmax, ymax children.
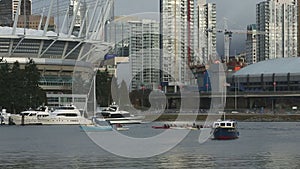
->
<box><xmin>0</xmin><ymin>59</ymin><xmax>46</xmax><ymax>113</ymax></box>
<box><xmin>95</xmin><ymin>68</ymin><xmax>151</xmax><ymax>109</ymax></box>
<box><xmin>96</xmin><ymin>68</ymin><xmax>113</xmax><ymax>107</ymax></box>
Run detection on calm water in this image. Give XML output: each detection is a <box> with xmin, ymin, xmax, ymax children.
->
<box><xmin>0</xmin><ymin>122</ymin><xmax>300</xmax><ymax>169</ymax></box>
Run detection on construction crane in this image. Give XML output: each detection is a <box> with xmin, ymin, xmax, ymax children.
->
<box><xmin>207</xmin><ymin>19</ymin><xmax>265</xmax><ymax>63</ymax></box>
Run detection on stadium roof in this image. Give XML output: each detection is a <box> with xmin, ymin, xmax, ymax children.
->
<box><xmin>0</xmin><ymin>26</ymin><xmax>71</xmax><ymax>38</ymax></box>
<box><xmin>234</xmin><ymin>57</ymin><xmax>300</xmax><ymax>76</ymax></box>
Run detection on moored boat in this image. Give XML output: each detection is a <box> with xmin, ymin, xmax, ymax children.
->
<box><xmin>39</xmin><ymin>104</ymin><xmax>92</xmax><ymax>125</ymax></box>
<box><xmin>95</xmin><ymin>103</ymin><xmax>144</xmax><ymax>124</ymax></box>
<box><xmin>212</xmin><ymin>120</ymin><xmax>239</xmax><ymax>140</ymax></box>
<box><xmin>10</xmin><ymin>106</ymin><xmax>49</xmax><ymax>125</ymax></box>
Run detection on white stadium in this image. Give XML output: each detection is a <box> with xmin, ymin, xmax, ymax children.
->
<box><xmin>0</xmin><ymin>0</ymin><xmax>114</xmax><ymax>109</ymax></box>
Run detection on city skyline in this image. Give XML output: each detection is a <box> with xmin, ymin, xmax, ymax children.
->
<box><xmin>115</xmin><ymin>0</ymin><xmax>264</xmax><ymax>56</ymax></box>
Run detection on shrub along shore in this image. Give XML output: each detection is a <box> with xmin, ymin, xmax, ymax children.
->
<box><xmin>145</xmin><ymin>114</ymin><xmax>300</xmax><ymax>122</ymax></box>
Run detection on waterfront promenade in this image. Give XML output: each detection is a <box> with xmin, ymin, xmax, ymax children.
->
<box><xmin>145</xmin><ymin>113</ymin><xmax>300</xmax><ymax>122</ymax></box>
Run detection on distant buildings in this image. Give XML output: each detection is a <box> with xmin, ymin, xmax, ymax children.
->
<box><xmin>17</xmin><ymin>15</ymin><xmax>55</xmax><ymax>30</ymax></box>
<box><xmin>0</xmin><ymin>0</ymin><xmax>31</xmax><ymax>26</ymax></box>
<box><xmin>32</xmin><ymin>0</ymin><xmax>114</xmax><ymax>37</ymax></box>
<box><xmin>256</xmin><ymin>0</ymin><xmax>297</xmax><ymax>61</ymax></box>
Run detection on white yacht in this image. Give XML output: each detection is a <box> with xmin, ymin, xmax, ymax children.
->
<box><xmin>10</xmin><ymin>106</ymin><xmax>50</xmax><ymax>125</ymax></box>
<box><xmin>39</xmin><ymin>104</ymin><xmax>92</xmax><ymax>125</ymax></box>
<box><xmin>95</xmin><ymin>103</ymin><xmax>144</xmax><ymax>124</ymax></box>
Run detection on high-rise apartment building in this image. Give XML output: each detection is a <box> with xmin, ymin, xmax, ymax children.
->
<box><xmin>298</xmin><ymin>0</ymin><xmax>300</xmax><ymax>56</ymax></box>
<box><xmin>245</xmin><ymin>24</ymin><xmax>258</xmax><ymax>64</ymax></box>
<box><xmin>105</xmin><ymin>18</ymin><xmax>160</xmax><ymax>91</ymax></box>
<box><xmin>197</xmin><ymin>0</ymin><xmax>217</xmax><ymax>64</ymax></box>
<box><xmin>160</xmin><ymin>0</ymin><xmax>215</xmax><ymax>88</ymax></box>
<box><xmin>129</xmin><ymin>20</ymin><xmax>160</xmax><ymax>90</ymax></box>
<box><xmin>160</xmin><ymin>0</ymin><xmax>197</xmax><ymax>87</ymax></box>
<box><xmin>105</xmin><ymin>16</ymin><xmax>140</xmax><ymax>56</ymax></box>
<box><xmin>256</xmin><ymin>0</ymin><xmax>297</xmax><ymax>61</ymax></box>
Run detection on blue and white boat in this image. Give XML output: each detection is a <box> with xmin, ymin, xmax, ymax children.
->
<box><xmin>212</xmin><ymin>120</ymin><xmax>239</xmax><ymax>140</ymax></box>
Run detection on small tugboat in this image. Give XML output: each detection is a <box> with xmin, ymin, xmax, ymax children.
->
<box><xmin>212</xmin><ymin>119</ymin><xmax>239</xmax><ymax>140</ymax></box>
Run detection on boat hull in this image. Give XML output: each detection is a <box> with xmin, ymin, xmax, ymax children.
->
<box><xmin>107</xmin><ymin>119</ymin><xmax>142</xmax><ymax>124</ymax></box>
<box><xmin>213</xmin><ymin>127</ymin><xmax>239</xmax><ymax>140</ymax></box>
<box><xmin>39</xmin><ymin>117</ymin><xmax>92</xmax><ymax>125</ymax></box>
<box><xmin>10</xmin><ymin>115</ymin><xmax>41</xmax><ymax>125</ymax></box>
<box><xmin>11</xmin><ymin>115</ymin><xmax>93</xmax><ymax>125</ymax></box>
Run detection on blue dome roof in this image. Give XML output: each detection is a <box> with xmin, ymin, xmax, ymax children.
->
<box><xmin>234</xmin><ymin>57</ymin><xmax>300</xmax><ymax>76</ymax></box>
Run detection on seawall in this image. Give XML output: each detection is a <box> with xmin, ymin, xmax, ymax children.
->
<box><xmin>145</xmin><ymin>114</ymin><xmax>300</xmax><ymax>122</ymax></box>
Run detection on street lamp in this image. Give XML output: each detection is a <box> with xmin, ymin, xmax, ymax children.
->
<box><xmin>141</xmin><ymin>84</ymin><xmax>145</xmax><ymax>109</ymax></box>
<box><xmin>272</xmin><ymin>81</ymin><xmax>276</xmax><ymax>113</ymax></box>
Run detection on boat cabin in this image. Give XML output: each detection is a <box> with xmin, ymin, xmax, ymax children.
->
<box><xmin>213</xmin><ymin>120</ymin><xmax>237</xmax><ymax>128</ymax></box>
<box><xmin>97</xmin><ymin>104</ymin><xmax>131</xmax><ymax>118</ymax></box>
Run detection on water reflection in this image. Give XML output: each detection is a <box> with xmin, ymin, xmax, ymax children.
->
<box><xmin>157</xmin><ymin>152</ymin><xmax>215</xmax><ymax>169</ymax></box>
<box><xmin>0</xmin><ymin>123</ymin><xmax>300</xmax><ymax>168</ymax></box>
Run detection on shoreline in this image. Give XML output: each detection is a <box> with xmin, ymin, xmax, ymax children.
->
<box><xmin>145</xmin><ymin>114</ymin><xmax>300</xmax><ymax>122</ymax></box>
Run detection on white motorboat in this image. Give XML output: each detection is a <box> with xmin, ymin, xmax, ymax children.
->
<box><xmin>39</xmin><ymin>104</ymin><xmax>92</xmax><ymax>125</ymax></box>
<box><xmin>95</xmin><ymin>103</ymin><xmax>144</xmax><ymax>124</ymax></box>
<box><xmin>10</xmin><ymin>106</ymin><xmax>50</xmax><ymax>125</ymax></box>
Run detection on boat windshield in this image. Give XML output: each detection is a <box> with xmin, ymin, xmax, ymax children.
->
<box><xmin>56</xmin><ymin>113</ymin><xmax>78</xmax><ymax>117</ymax></box>
<box><xmin>108</xmin><ymin>107</ymin><xmax>117</xmax><ymax>112</ymax></box>
<box><xmin>36</xmin><ymin>107</ymin><xmax>47</xmax><ymax>111</ymax></box>
<box><xmin>56</xmin><ymin>107</ymin><xmax>75</xmax><ymax>110</ymax></box>
<box><xmin>21</xmin><ymin>112</ymin><xmax>36</xmax><ymax>116</ymax></box>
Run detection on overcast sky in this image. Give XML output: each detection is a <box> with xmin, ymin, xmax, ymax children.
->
<box><xmin>114</xmin><ymin>0</ymin><xmax>263</xmax><ymax>56</ymax></box>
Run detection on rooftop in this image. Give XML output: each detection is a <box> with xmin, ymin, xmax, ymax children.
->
<box><xmin>234</xmin><ymin>57</ymin><xmax>300</xmax><ymax>76</ymax></box>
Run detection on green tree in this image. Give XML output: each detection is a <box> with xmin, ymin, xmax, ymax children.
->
<box><xmin>0</xmin><ymin>59</ymin><xmax>46</xmax><ymax>113</ymax></box>
<box><xmin>9</xmin><ymin>61</ymin><xmax>26</xmax><ymax>113</ymax></box>
<box><xmin>96</xmin><ymin>69</ymin><xmax>112</xmax><ymax>106</ymax></box>
<box><xmin>0</xmin><ymin>61</ymin><xmax>10</xmax><ymax>110</ymax></box>
<box><xmin>24</xmin><ymin>59</ymin><xmax>46</xmax><ymax>109</ymax></box>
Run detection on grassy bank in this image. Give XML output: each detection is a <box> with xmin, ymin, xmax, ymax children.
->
<box><xmin>145</xmin><ymin>114</ymin><xmax>300</xmax><ymax>122</ymax></box>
